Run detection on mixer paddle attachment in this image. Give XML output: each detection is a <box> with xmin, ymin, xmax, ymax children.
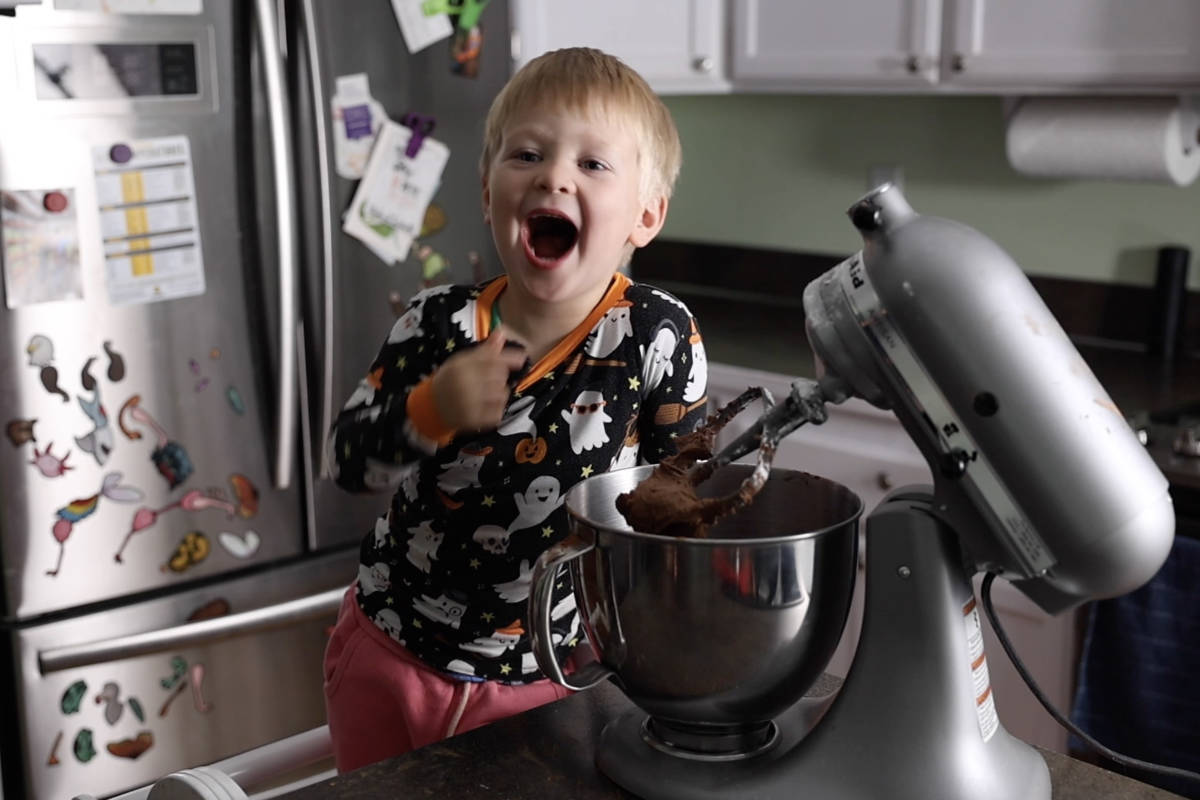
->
<box><xmin>616</xmin><ymin>380</ymin><xmax>828</xmax><ymax>538</ymax></box>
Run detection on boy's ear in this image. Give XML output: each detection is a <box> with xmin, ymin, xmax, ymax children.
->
<box><xmin>629</xmin><ymin>194</ymin><xmax>668</xmax><ymax>248</ymax></box>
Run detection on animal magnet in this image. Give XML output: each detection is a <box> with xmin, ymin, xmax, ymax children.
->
<box><xmin>30</xmin><ymin>442</ymin><xmax>73</xmax><ymax>478</ymax></box>
<box><xmin>47</xmin><ymin>472</ymin><xmax>144</xmax><ymax>576</ymax></box>
<box><xmin>25</xmin><ymin>334</ymin><xmax>68</xmax><ymax>403</ymax></box>
<box><xmin>74</xmin><ymin>385</ymin><xmax>114</xmax><ymax>466</ymax></box>
<box><xmin>6</xmin><ymin>418</ymin><xmax>36</xmax><ymax>447</ymax></box>
<box><xmin>118</xmin><ymin>395</ymin><xmax>194</xmax><ymax>489</ymax></box>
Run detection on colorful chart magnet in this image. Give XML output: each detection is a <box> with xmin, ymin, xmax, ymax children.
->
<box><xmin>93</xmin><ymin>136</ymin><xmax>206</xmax><ymax>306</ymax></box>
<box><xmin>1</xmin><ymin>188</ymin><xmax>83</xmax><ymax>308</ymax></box>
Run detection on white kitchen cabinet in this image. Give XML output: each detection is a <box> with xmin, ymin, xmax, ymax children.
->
<box><xmin>509</xmin><ymin>0</ymin><xmax>731</xmax><ymax>94</ymax></box>
<box><xmin>731</xmin><ymin>0</ymin><xmax>942</xmax><ymax>90</ymax></box>
<box><xmin>945</xmin><ymin>0</ymin><xmax>1200</xmax><ymax>90</ymax></box>
<box><xmin>730</xmin><ymin>0</ymin><xmax>1200</xmax><ymax>92</ymax></box>
<box><xmin>705</xmin><ymin>361</ymin><xmax>1078</xmax><ymax>753</ymax></box>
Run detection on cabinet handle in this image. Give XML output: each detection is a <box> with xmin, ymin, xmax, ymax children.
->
<box><xmin>692</xmin><ymin>56</ymin><xmax>714</xmax><ymax>73</ymax></box>
<box><xmin>952</xmin><ymin>53</ymin><xmax>966</xmax><ymax>72</ymax></box>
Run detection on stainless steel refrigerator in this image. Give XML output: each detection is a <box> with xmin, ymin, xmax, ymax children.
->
<box><xmin>0</xmin><ymin>1</ymin><xmax>509</xmax><ymax>797</ymax></box>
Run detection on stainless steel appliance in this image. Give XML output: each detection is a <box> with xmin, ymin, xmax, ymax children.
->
<box><xmin>0</xmin><ymin>1</ymin><xmax>510</xmax><ymax>797</ymax></box>
<box><xmin>532</xmin><ymin>184</ymin><xmax>1177</xmax><ymax>799</ymax></box>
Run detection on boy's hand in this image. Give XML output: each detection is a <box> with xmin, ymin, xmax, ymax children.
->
<box><xmin>432</xmin><ymin>328</ymin><xmax>529</xmax><ymax>432</ymax></box>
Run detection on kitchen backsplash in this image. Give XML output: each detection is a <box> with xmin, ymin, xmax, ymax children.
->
<box><xmin>632</xmin><ymin>238</ymin><xmax>1200</xmax><ymax>361</ymax></box>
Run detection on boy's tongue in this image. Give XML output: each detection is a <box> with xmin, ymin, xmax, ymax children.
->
<box><xmin>526</xmin><ymin>214</ymin><xmax>578</xmax><ymax>263</ymax></box>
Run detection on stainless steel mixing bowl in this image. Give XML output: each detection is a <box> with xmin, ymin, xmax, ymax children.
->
<box><xmin>530</xmin><ymin>463</ymin><xmax>862</xmax><ymax>733</ymax></box>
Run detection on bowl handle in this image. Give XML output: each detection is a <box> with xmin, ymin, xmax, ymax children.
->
<box><xmin>529</xmin><ymin>533</ymin><xmax>614</xmax><ymax>691</ymax></box>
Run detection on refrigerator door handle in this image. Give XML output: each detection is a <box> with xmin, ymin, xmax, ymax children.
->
<box><xmin>298</xmin><ymin>0</ymin><xmax>337</xmax><ymax>481</ymax></box>
<box><xmin>37</xmin><ymin>587</ymin><xmax>345</xmax><ymax>674</ymax></box>
<box><xmin>254</xmin><ymin>0</ymin><xmax>299</xmax><ymax>490</ymax></box>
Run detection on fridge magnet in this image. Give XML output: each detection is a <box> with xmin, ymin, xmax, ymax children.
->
<box><xmin>118</xmin><ymin>394</ymin><xmax>194</xmax><ymax>488</ymax></box>
<box><xmin>60</xmin><ymin>680</ymin><xmax>87</xmax><ymax>714</ymax></box>
<box><xmin>420</xmin><ymin>203</ymin><xmax>447</xmax><ymax>238</ymax></box>
<box><xmin>47</xmin><ymin>731</ymin><xmax>63</xmax><ymax>766</ymax></box>
<box><xmin>342</xmin><ymin>118</ymin><xmax>451</xmax><ymax>265</ymax></box>
<box><xmin>92</xmin><ymin>135</ymin><xmax>205</xmax><ymax>307</ymax></box>
<box><xmin>159</xmin><ymin>679</ymin><xmax>187</xmax><ymax>717</ymax></box>
<box><xmin>226</xmin><ymin>386</ymin><xmax>244</xmax><ymax>415</ymax></box>
<box><xmin>186</xmin><ymin>597</ymin><xmax>230</xmax><ymax>621</ymax></box>
<box><xmin>1</xmin><ymin>188</ymin><xmax>83</xmax><ymax>308</ymax></box>
<box><xmin>190</xmin><ymin>662</ymin><xmax>213</xmax><ymax>712</ymax></box>
<box><xmin>392</xmin><ymin>0</ymin><xmax>453</xmax><ymax>53</ymax></box>
<box><xmin>26</xmin><ymin>333</ymin><xmax>69</xmax><ymax>403</ymax></box>
<box><xmin>74</xmin><ymin>386</ymin><xmax>114</xmax><ymax>466</ymax></box>
<box><xmin>188</xmin><ymin>357</ymin><xmax>208</xmax><ymax>392</ymax></box>
<box><xmin>29</xmin><ymin>442</ymin><xmax>73</xmax><ymax>478</ymax></box>
<box><xmin>415</xmin><ymin>243</ymin><xmax>449</xmax><ymax>287</ymax></box>
<box><xmin>163</xmin><ymin>530</ymin><xmax>210</xmax><ymax>573</ymax></box>
<box><xmin>160</xmin><ymin>656</ymin><xmax>187</xmax><ymax>690</ymax></box>
<box><xmin>73</xmin><ymin>728</ymin><xmax>96</xmax><ymax>763</ymax></box>
<box><xmin>468</xmin><ymin>250</ymin><xmax>485</xmax><ymax>284</ymax></box>
<box><xmin>94</xmin><ymin>681</ymin><xmax>125</xmax><ymax>726</ymax></box>
<box><xmin>48</xmin><ymin>472</ymin><xmax>144</xmax><ymax>576</ymax></box>
<box><xmin>217</xmin><ymin>529</ymin><xmax>260</xmax><ymax>559</ymax></box>
<box><xmin>106</xmin><ymin>731</ymin><xmax>153</xmax><ymax>760</ymax></box>
<box><xmin>103</xmin><ymin>340</ymin><xmax>126</xmax><ymax>381</ymax></box>
<box><xmin>450</xmin><ymin>24</ymin><xmax>483</xmax><ymax>78</ymax></box>
<box><xmin>6</xmin><ymin>418</ymin><xmax>37</xmax><ymax>447</ymax></box>
<box><xmin>115</xmin><ymin>487</ymin><xmax>238</xmax><ymax>563</ymax></box>
<box><xmin>229</xmin><ymin>473</ymin><xmax>259</xmax><ymax>517</ymax></box>
<box><xmin>331</xmin><ymin>73</ymin><xmax>387</xmax><ymax>180</ymax></box>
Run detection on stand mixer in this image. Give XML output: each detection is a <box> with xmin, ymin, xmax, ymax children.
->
<box><xmin>530</xmin><ymin>183</ymin><xmax>1176</xmax><ymax>799</ymax></box>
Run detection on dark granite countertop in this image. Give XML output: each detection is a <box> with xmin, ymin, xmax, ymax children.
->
<box><xmin>280</xmin><ymin>679</ymin><xmax>1186</xmax><ymax>799</ymax></box>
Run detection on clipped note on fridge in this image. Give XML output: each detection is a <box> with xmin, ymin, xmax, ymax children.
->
<box><xmin>331</xmin><ymin>73</ymin><xmax>386</xmax><ymax>179</ymax></box>
<box><xmin>390</xmin><ymin>0</ymin><xmax>453</xmax><ymax>53</ymax></box>
<box><xmin>342</xmin><ymin>119</ymin><xmax>450</xmax><ymax>264</ymax></box>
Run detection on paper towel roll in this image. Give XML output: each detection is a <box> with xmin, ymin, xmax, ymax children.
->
<box><xmin>1005</xmin><ymin>97</ymin><xmax>1200</xmax><ymax>186</ymax></box>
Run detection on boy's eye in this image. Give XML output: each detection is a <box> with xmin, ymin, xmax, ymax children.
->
<box><xmin>581</xmin><ymin>159</ymin><xmax>608</xmax><ymax>171</ymax></box>
<box><xmin>514</xmin><ymin>150</ymin><xmax>540</xmax><ymax>163</ymax></box>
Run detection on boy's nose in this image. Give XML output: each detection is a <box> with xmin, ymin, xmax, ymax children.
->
<box><xmin>536</xmin><ymin>159</ymin><xmax>575</xmax><ymax>194</ymax></box>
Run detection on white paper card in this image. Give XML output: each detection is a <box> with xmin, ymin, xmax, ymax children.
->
<box><xmin>55</xmin><ymin>0</ymin><xmax>203</xmax><ymax>13</ymax></box>
<box><xmin>331</xmin><ymin>73</ymin><xmax>386</xmax><ymax>180</ymax></box>
<box><xmin>342</xmin><ymin>120</ymin><xmax>450</xmax><ymax>264</ymax></box>
<box><xmin>390</xmin><ymin>0</ymin><xmax>453</xmax><ymax>53</ymax></box>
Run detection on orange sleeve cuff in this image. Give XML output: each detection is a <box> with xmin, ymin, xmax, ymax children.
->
<box><xmin>406</xmin><ymin>377</ymin><xmax>456</xmax><ymax>447</ymax></box>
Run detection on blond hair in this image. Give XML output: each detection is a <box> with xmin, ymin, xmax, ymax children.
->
<box><xmin>479</xmin><ymin>48</ymin><xmax>682</xmax><ymax>201</ymax></box>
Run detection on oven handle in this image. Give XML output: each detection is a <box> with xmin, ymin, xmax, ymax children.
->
<box><xmin>37</xmin><ymin>587</ymin><xmax>345</xmax><ymax>675</ymax></box>
<box><xmin>297</xmin><ymin>0</ymin><xmax>338</xmax><ymax>483</ymax></box>
<box><xmin>254</xmin><ymin>0</ymin><xmax>299</xmax><ymax>490</ymax></box>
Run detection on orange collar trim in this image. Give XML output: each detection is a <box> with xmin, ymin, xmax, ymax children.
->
<box><xmin>475</xmin><ymin>274</ymin><xmax>633</xmax><ymax>394</ymax></box>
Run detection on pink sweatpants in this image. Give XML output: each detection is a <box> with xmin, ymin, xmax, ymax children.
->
<box><xmin>323</xmin><ymin>585</ymin><xmax>574</xmax><ymax>773</ymax></box>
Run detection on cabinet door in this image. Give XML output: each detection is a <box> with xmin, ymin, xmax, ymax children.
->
<box><xmin>946</xmin><ymin>0</ymin><xmax>1200</xmax><ymax>88</ymax></box>
<box><xmin>509</xmin><ymin>0</ymin><xmax>729</xmax><ymax>93</ymax></box>
<box><xmin>731</xmin><ymin>0</ymin><xmax>942</xmax><ymax>88</ymax></box>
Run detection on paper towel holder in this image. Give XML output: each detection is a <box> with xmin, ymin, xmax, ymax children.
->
<box><xmin>1004</xmin><ymin>94</ymin><xmax>1200</xmax><ymax>185</ymax></box>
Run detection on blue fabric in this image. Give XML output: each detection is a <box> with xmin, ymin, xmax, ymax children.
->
<box><xmin>1070</xmin><ymin>535</ymin><xmax>1200</xmax><ymax>799</ymax></box>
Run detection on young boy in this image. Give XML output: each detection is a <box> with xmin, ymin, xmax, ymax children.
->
<box><xmin>322</xmin><ymin>47</ymin><xmax>709</xmax><ymax>772</ymax></box>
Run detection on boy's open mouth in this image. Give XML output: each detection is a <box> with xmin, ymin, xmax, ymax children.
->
<box><xmin>522</xmin><ymin>211</ymin><xmax>579</xmax><ymax>268</ymax></box>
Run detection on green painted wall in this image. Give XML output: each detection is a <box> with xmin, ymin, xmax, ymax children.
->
<box><xmin>661</xmin><ymin>94</ymin><xmax>1200</xmax><ymax>291</ymax></box>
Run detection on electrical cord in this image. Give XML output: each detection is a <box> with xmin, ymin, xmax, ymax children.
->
<box><xmin>980</xmin><ymin>572</ymin><xmax>1200</xmax><ymax>787</ymax></box>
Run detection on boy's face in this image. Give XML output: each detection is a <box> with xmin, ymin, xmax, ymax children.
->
<box><xmin>482</xmin><ymin>101</ymin><xmax>666</xmax><ymax>315</ymax></box>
